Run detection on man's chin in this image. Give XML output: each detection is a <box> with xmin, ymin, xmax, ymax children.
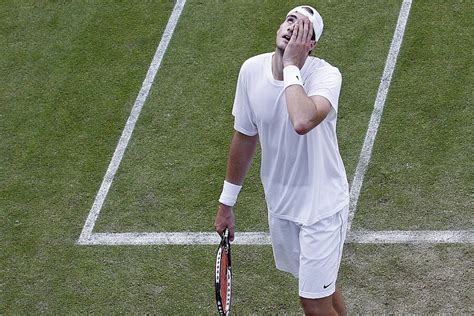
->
<box><xmin>275</xmin><ymin>42</ymin><xmax>287</xmax><ymax>52</ymax></box>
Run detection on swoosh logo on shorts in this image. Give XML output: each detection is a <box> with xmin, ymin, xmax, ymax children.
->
<box><xmin>323</xmin><ymin>282</ymin><xmax>333</xmax><ymax>289</ymax></box>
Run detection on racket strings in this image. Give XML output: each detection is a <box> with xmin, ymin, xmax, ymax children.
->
<box><xmin>220</xmin><ymin>253</ymin><xmax>228</xmax><ymax>298</ymax></box>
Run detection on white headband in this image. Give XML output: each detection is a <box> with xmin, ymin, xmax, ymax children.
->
<box><xmin>287</xmin><ymin>5</ymin><xmax>324</xmax><ymax>41</ymax></box>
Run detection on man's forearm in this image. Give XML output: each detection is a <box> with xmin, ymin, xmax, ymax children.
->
<box><xmin>285</xmin><ymin>86</ymin><xmax>332</xmax><ymax>135</ymax></box>
<box><xmin>285</xmin><ymin>85</ymin><xmax>319</xmax><ymax>134</ymax></box>
<box><xmin>225</xmin><ymin>131</ymin><xmax>258</xmax><ymax>185</ymax></box>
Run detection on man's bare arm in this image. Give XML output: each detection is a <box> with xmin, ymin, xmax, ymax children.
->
<box><xmin>214</xmin><ymin>131</ymin><xmax>258</xmax><ymax>241</ymax></box>
<box><xmin>285</xmin><ymin>88</ymin><xmax>331</xmax><ymax>135</ymax></box>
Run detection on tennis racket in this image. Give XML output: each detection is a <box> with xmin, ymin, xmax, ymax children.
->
<box><xmin>215</xmin><ymin>228</ymin><xmax>232</xmax><ymax>315</ymax></box>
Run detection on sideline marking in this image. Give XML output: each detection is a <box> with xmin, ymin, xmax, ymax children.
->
<box><xmin>347</xmin><ymin>0</ymin><xmax>413</xmax><ymax>232</ymax></box>
<box><xmin>78</xmin><ymin>0</ymin><xmax>187</xmax><ymax>244</ymax></box>
<box><xmin>80</xmin><ymin>231</ymin><xmax>473</xmax><ymax>245</ymax></box>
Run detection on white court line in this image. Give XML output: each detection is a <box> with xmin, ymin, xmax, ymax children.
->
<box><xmin>77</xmin><ymin>0</ymin><xmax>187</xmax><ymax>244</ymax></box>
<box><xmin>347</xmin><ymin>230</ymin><xmax>474</xmax><ymax>244</ymax></box>
<box><xmin>78</xmin><ymin>0</ymin><xmax>472</xmax><ymax>246</ymax></box>
<box><xmin>347</xmin><ymin>0</ymin><xmax>413</xmax><ymax>232</ymax></box>
<box><xmin>80</xmin><ymin>230</ymin><xmax>474</xmax><ymax>245</ymax></box>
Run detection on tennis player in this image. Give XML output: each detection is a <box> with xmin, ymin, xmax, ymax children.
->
<box><xmin>214</xmin><ymin>5</ymin><xmax>349</xmax><ymax>315</ymax></box>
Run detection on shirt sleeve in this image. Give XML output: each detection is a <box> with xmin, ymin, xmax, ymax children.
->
<box><xmin>231</xmin><ymin>63</ymin><xmax>258</xmax><ymax>136</ymax></box>
<box><xmin>305</xmin><ymin>66</ymin><xmax>342</xmax><ymax>114</ymax></box>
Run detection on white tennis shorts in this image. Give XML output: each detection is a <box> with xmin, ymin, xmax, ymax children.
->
<box><xmin>268</xmin><ymin>205</ymin><xmax>349</xmax><ymax>299</ymax></box>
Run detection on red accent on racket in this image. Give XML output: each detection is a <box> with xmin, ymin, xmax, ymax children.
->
<box><xmin>215</xmin><ymin>229</ymin><xmax>232</xmax><ymax>315</ymax></box>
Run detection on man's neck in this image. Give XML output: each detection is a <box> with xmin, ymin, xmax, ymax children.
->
<box><xmin>272</xmin><ymin>48</ymin><xmax>285</xmax><ymax>81</ymax></box>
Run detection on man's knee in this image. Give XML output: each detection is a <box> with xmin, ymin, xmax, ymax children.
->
<box><xmin>300</xmin><ymin>295</ymin><xmax>337</xmax><ymax>316</ymax></box>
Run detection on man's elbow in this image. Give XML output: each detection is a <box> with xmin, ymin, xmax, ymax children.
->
<box><xmin>293</xmin><ymin>121</ymin><xmax>315</xmax><ymax>135</ymax></box>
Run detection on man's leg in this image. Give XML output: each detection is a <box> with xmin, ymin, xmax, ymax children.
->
<box><xmin>298</xmin><ymin>205</ymin><xmax>349</xmax><ymax>315</ymax></box>
<box><xmin>332</xmin><ymin>288</ymin><xmax>347</xmax><ymax>315</ymax></box>
<box><xmin>300</xmin><ymin>295</ymin><xmax>336</xmax><ymax>316</ymax></box>
<box><xmin>300</xmin><ymin>288</ymin><xmax>346</xmax><ymax>316</ymax></box>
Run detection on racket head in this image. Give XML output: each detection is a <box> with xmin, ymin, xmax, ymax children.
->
<box><xmin>215</xmin><ymin>229</ymin><xmax>232</xmax><ymax>315</ymax></box>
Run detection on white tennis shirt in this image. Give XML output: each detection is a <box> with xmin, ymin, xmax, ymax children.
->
<box><xmin>232</xmin><ymin>53</ymin><xmax>349</xmax><ymax>225</ymax></box>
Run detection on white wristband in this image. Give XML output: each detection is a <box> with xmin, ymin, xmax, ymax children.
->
<box><xmin>219</xmin><ymin>180</ymin><xmax>242</xmax><ymax>207</ymax></box>
<box><xmin>283</xmin><ymin>65</ymin><xmax>303</xmax><ymax>89</ymax></box>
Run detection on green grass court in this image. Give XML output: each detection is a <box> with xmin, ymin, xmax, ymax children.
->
<box><xmin>1</xmin><ymin>0</ymin><xmax>472</xmax><ymax>313</ymax></box>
